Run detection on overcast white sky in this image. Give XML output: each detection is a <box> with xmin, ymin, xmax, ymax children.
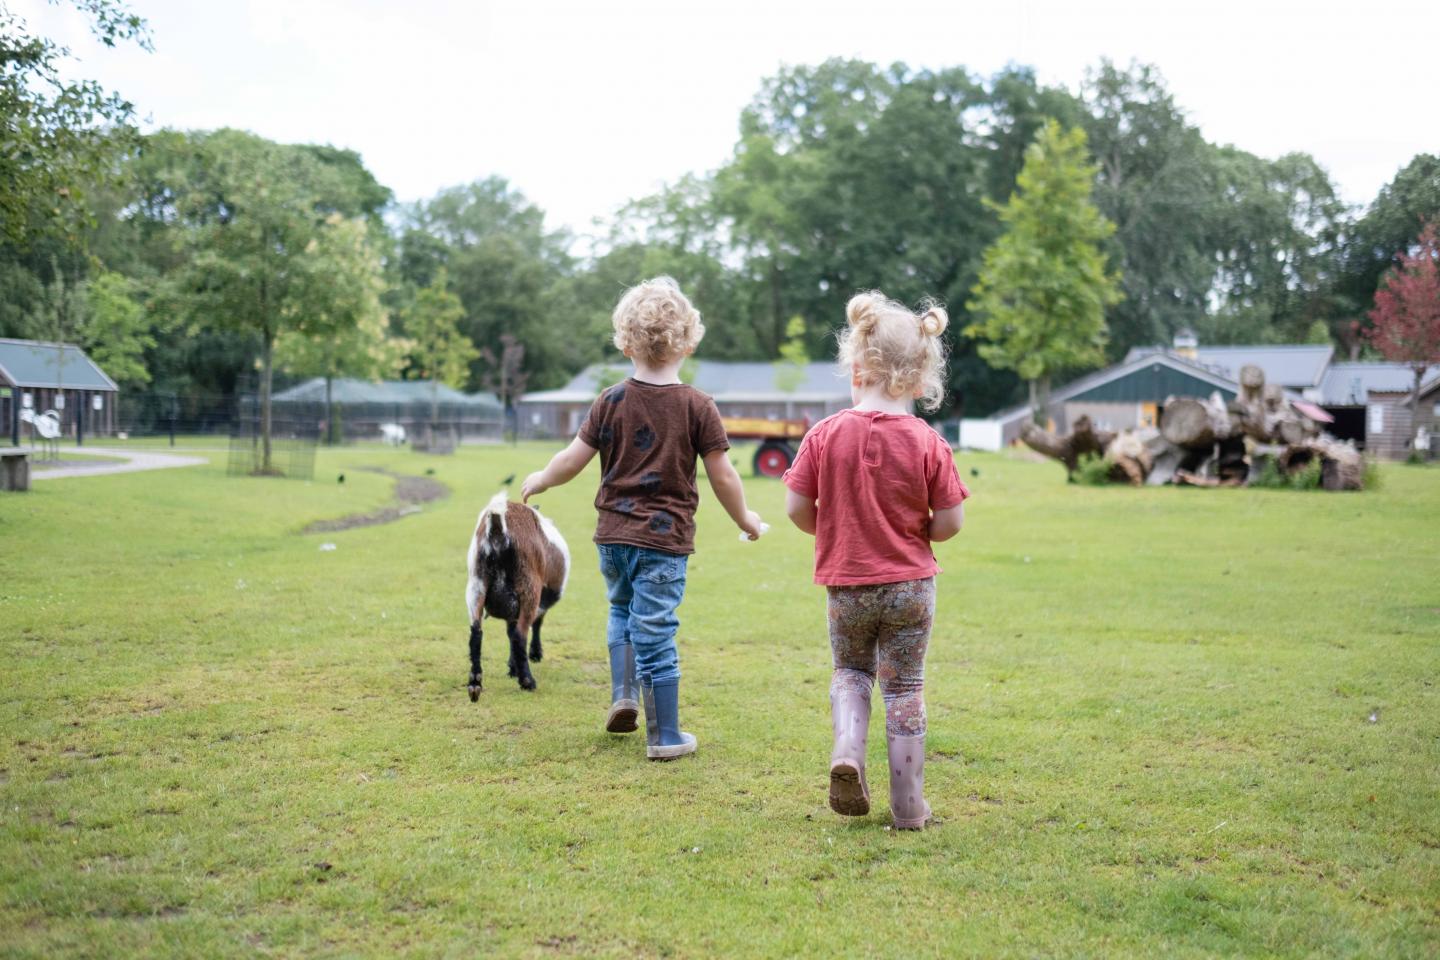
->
<box><xmin>15</xmin><ymin>0</ymin><xmax>1438</xmax><ymax>242</ymax></box>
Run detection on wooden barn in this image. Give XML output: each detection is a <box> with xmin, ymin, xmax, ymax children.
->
<box><xmin>1</xmin><ymin>338</ymin><xmax>119</xmax><ymax>446</ymax></box>
<box><xmin>980</xmin><ymin>349</ymin><xmax>1244</xmax><ymax>450</ymax></box>
<box><xmin>1318</xmin><ymin>363</ymin><xmax>1440</xmax><ymax>459</ymax></box>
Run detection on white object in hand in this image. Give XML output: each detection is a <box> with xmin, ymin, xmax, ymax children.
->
<box><xmin>740</xmin><ymin>522</ymin><xmax>772</xmax><ymax>541</ymax></box>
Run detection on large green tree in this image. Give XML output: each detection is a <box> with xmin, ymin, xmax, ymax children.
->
<box><xmin>1205</xmin><ymin>148</ymin><xmax>1346</xmax><ymax>344</ymax></box>
<box><xmin>966</xmin><ymin>121</ymin><xmax>1122</xmax><ymax>420</ymax></box>
<box><xmin>0</xmin><ymin>0</ymin><xmax>149</xmax><ymax>249</ymax></box>
<box><xmin>75</xmin><ymin>270</ymin><xmax>154</xmax><ymax>387</ymax></box>
<box><xmin>274</xmin><ymin>217</ymin><xmax>405</xmax><ymax>443</ymax></box>
<box><xmin>619</xmin><ymin>60</ymin><xmax>1104</xmax><ymax>414</ymax></box>
<box><xmin>167</xmin><ymin>129</ymin><xmax>390</xmax><ymax>470</ymax></box>
<box><xmin>1080</xmin><ymin>61</ymin><xmax>1347</xmax><ymax>356</ymax></box>
<box><xmin>399</xmin><ymin>178</ymin><xmax>580</xmax><ymax>390</ymax></box>
<box><xmin>1079</xmin><ymin>62</ymin><xmax>1217</xmax><ymax>353</ymax></box>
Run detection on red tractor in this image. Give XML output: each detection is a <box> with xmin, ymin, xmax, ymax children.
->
<box><xmin>722</xmin><ymin>417</ymin><xmax>810</xmax><ymax>478</ymax></box>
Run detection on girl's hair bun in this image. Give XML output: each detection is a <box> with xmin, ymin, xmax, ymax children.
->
<box><xmin>836</xmin><ymin>288</ymin><xmax>950</xmax><ymax>413</ymax></box>
<box><xmin>846</xmin><ymin>291</ymin><xmax>884</xmax><ymax>335</ymax></box>
<box><xmin>918</xmin><ymin>303</ymin><xmax>948</xmax><ymax>338</ymax></box>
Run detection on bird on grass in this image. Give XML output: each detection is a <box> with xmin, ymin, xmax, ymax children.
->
<box><xmin>337</xmin><ymin>473</ymin><xmax>345</xmax><ymax>484</ymax></box>
<box><xmin>970</xmin><ymin>467</ymin><xmax>980</xmax><ymax>478</ymax></box>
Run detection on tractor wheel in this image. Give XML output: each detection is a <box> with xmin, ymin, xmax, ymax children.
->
<box><xmin>753</xmin><ymin>441</ymin><xmax>795</xmax><ymax>478</ymax></box>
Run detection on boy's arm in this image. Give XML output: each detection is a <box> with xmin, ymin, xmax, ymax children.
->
<box><xmin>702</xmin><ymin>450</ymin><xmax>764</xmax><ymax>539</ymax></box>
<box><xmin>784</xmin><ymin>489</ymin><xmax>817</xmax><ymax>536</ymax></box>
<box><xmin>929</xmin><ymin>503</ymin><xmax>964</xmax><ymax>542</ymax></box>
<box><xmin>521</xmin><ymin>436</ymin><xmax>598</xmax><ymax>501</ymax></box>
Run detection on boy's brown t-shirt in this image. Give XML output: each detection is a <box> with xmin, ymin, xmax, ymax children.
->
<box><xmin>577</xmin><ymin>378</ymin><xmax>730</xmax><ymax>555</ymax></box>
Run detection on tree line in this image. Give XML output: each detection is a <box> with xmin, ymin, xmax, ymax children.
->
<box><xmin>4</xmin><ymin>2</ymin><xmax>1438</xmax><ymax>428</ymax></box>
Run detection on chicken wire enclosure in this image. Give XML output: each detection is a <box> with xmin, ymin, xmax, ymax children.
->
<box><xmin>227</xmin><ymin>394</ymin><xmax>320</xmax><ymax>480</ymax></box>
<box><xmin>269</xmin><ymin>378</ymin><xmax>505</xmax><ymax>445</ymax></box>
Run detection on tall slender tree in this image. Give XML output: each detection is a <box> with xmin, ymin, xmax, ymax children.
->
<box><xmin>404</xmin><ymin>269</ymin><xmax>478</xmax><ymax>425</ymax></box>
<box><xmin>966</xmin><ymin>121</ymin><xmax>1122</xmax><ymax>421</ymax></box>
<box><xmin>274</xmin><ymin>217</ymin><xmax>406</xmax><ymax>443</ymax></box>
<box><xmin>0</xmin><ymin>0</ymin><xmax>150</xmax><ymax>249</ymax></box>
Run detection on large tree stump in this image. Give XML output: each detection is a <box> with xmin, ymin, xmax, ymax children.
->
<box><xmin>1238</xmin><ymin>363</ymin><xmax>1266</xmax><ymax>399</ymax></box>
<box><xmin>1161</xmin><ymin>396</ymin><xmax>1232</xmax><ymax>449</ymax></box>
<box><xmin>1317</xmin><ymin>439</ymin><xmax>1364</xmax><ymax>491</ymax></box>
<box><xmin>1106</xmin><ymin>430</ymin><xmax>1153</xmax><ymax>486</ymax></box>
<box><xmin>1021</xmin><ymin>415</ymin><xmax>1115</xmax><ymax>475</ymax></box>
<box><xmin>1276</xmin><ymin>439</ymin><xmax>1365</xmax><ymax>490</ymax></box>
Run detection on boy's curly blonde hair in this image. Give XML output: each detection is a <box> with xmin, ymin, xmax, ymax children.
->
<box><xmin>837</xmin><ymin>291</ymin><xmax>950</xmax><ymax>413</ymax></box>
<box><xmin>611</xmin><ymin>277</ymin><xmax>705</xmax><ymax>366</ymax></box>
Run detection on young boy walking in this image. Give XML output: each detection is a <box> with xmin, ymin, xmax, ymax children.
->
<box><xmin>522</xmin><ymin>277</ymin><xmax>764</xmax><ymax>760</ymax></box>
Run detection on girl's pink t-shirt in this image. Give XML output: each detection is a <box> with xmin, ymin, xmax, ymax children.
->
<box><xmin>783</xmin><ymin>409</ymin><xmax>970</xmax><ymax>586</ymax></box>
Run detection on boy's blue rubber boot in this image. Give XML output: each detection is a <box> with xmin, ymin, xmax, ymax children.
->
<box><xmin>641</xmin><ymin>676</ymin><xmax>696</xmax><ymax>761</ymax></box>
<box><xmin>605</xmin><ymin>643</ymin><xmax>639</xmax><ymax>733</ymax></box>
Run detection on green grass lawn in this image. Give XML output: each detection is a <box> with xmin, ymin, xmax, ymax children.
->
<box><xmin>1</xmin><ymin>444</ymin><xmax>1437</xmax><ymax>958</ymax></box>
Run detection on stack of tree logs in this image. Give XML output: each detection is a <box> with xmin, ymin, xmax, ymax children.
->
<box><xmin>1020</xmin><ymin>364</ymin><xmax>1365</xmax><ymax>490</ymax></box>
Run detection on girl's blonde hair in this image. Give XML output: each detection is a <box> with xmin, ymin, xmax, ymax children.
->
<box><xmin>611</xmin><ymin>277</ymin><xmax>705</xmax><ymax>366</ymax></box>
<box><xmin>837</xmin><ymin>291</ymin><xmax>950</xmax><ymax>412</ymax></box>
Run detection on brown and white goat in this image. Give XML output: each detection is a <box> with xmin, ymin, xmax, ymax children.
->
<box><xmin>465</xmin><ymin>491</ymin><xmax>570</xmax><ymax>698</ymax></box>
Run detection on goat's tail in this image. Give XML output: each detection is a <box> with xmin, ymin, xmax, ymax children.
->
<box><xmin>479</xmin><ymin>489</ymin><xmax>510</xmax><ymax>551</ymax></box>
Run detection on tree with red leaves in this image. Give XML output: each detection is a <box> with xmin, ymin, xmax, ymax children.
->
<box><xmin>1367</xmin><ymin>220</ymin><xmax>1440</xmax><ymax>423</ymax></box>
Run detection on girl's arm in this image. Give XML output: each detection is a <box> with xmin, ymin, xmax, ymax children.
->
<box><xmin>929</xmin><ymin>503</ymin><xmax>964</xmax><ymax>542</ymax></box>
<box><xmin>785</xmin><ymin>488</ymin><xmax>817</xmax><ymax>536</ymax></box>
<box><xmin>521</xmin><ymin>436</ymin><xmax>598</xmax><ymax>501</ymax></box>
<box><xmin>702</xmin><ymin>450</ymin><xmax>764</xmax><ymax>539</ymax></box>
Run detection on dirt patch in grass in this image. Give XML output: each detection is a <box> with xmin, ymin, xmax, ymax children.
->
<box><xmin>304</xmin><ymin>468</ymin><xmax>449</xmax><ymax>534</ymax></box>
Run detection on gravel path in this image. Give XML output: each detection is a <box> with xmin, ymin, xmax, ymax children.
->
<box><xmin>30</xmin><ymin>446</ymin><xmax>209</xmax><ymax>480</ymax></box>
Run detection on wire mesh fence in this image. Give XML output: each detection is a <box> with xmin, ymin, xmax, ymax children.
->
<box><xmin>110</xmin><ymin>389</ymin><xmax>507</xmax><ymax>449</ymax></box>
<box><xmin>117</xmin><ymin>391</ymin><xmax>237</xmax><ymax>441</ymax></box>
<box><xmin>227</xmin><ymin>394</ymin><xmax>321</xmax><ymax>480</ymax></box>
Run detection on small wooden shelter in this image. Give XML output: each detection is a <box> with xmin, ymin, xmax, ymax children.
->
<box><xmin>0</xmin><ymin>339</ymin><xmax>119</xmax><ymax>446</ymax></box>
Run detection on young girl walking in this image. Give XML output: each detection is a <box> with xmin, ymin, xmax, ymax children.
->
<box><xmin>782</xmin><ymin>291</ymin><xmax>969</xmax><ymax>829</ymax></box>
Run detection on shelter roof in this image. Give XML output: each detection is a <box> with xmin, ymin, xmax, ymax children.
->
<box><xmin>988</xmin><ymin>351</ymin><xmax>1242</xmax><ymax>425</ymax></box>
<box><xmin>272</xmin><ymin>377</ymin><xmax>502</xmax><ymax>410</ymax></box>
<box><xmin>1124</xmin><ymin>344</ymin><xmax>1334</xmax><ymax>388</ymax></box>
<box><xmin>1319</xmin><ymin>363</ymin><xmax>1440</xmax><ymax>405</ymax></box>
<box><xmin>0</xmin><ymin>338</ymin><xmax>119</xmax><ymax>391</ymax></box>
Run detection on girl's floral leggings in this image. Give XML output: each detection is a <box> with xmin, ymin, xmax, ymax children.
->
<box><xmin>826</xmin><ymin>577</ymin><xmax>935</xmax><ymax>737</ymax></box>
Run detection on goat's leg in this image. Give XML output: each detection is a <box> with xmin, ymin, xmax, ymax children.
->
<box><xmin>467</xmin><ymin>620</ymin><xmax>483</xmax><ymax>702</ymax></box>
<box><xmin>531</xmin><ymin>587</ymin><xmax>558</xmax><ymax>664</ymax></box>
<box><xmin>508</xmin><ymin>620</ymin><xmax>536</xmax><ymax>690</ymax></box>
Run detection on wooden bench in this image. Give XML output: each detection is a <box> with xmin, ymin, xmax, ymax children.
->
<box><xmin>1</xmin><ymin>448</ymin><xmax>31</xmax><ymax>492</ymax></box>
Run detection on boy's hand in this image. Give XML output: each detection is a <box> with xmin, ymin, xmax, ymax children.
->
<box><xmin>739</xmin><ymin>510</ymin><xmax>765</xmax><ymax>540</ymax></box>
<box><xmin>520</xmin><ymin>471</ymin><xmax>548</xmax><ymax>502</ymax></box>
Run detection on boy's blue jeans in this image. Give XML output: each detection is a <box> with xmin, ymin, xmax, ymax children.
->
<box><xmin>597</xmin><ymin>543</ymin><xmax>687</xmax><ymax>685</ymax></box>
